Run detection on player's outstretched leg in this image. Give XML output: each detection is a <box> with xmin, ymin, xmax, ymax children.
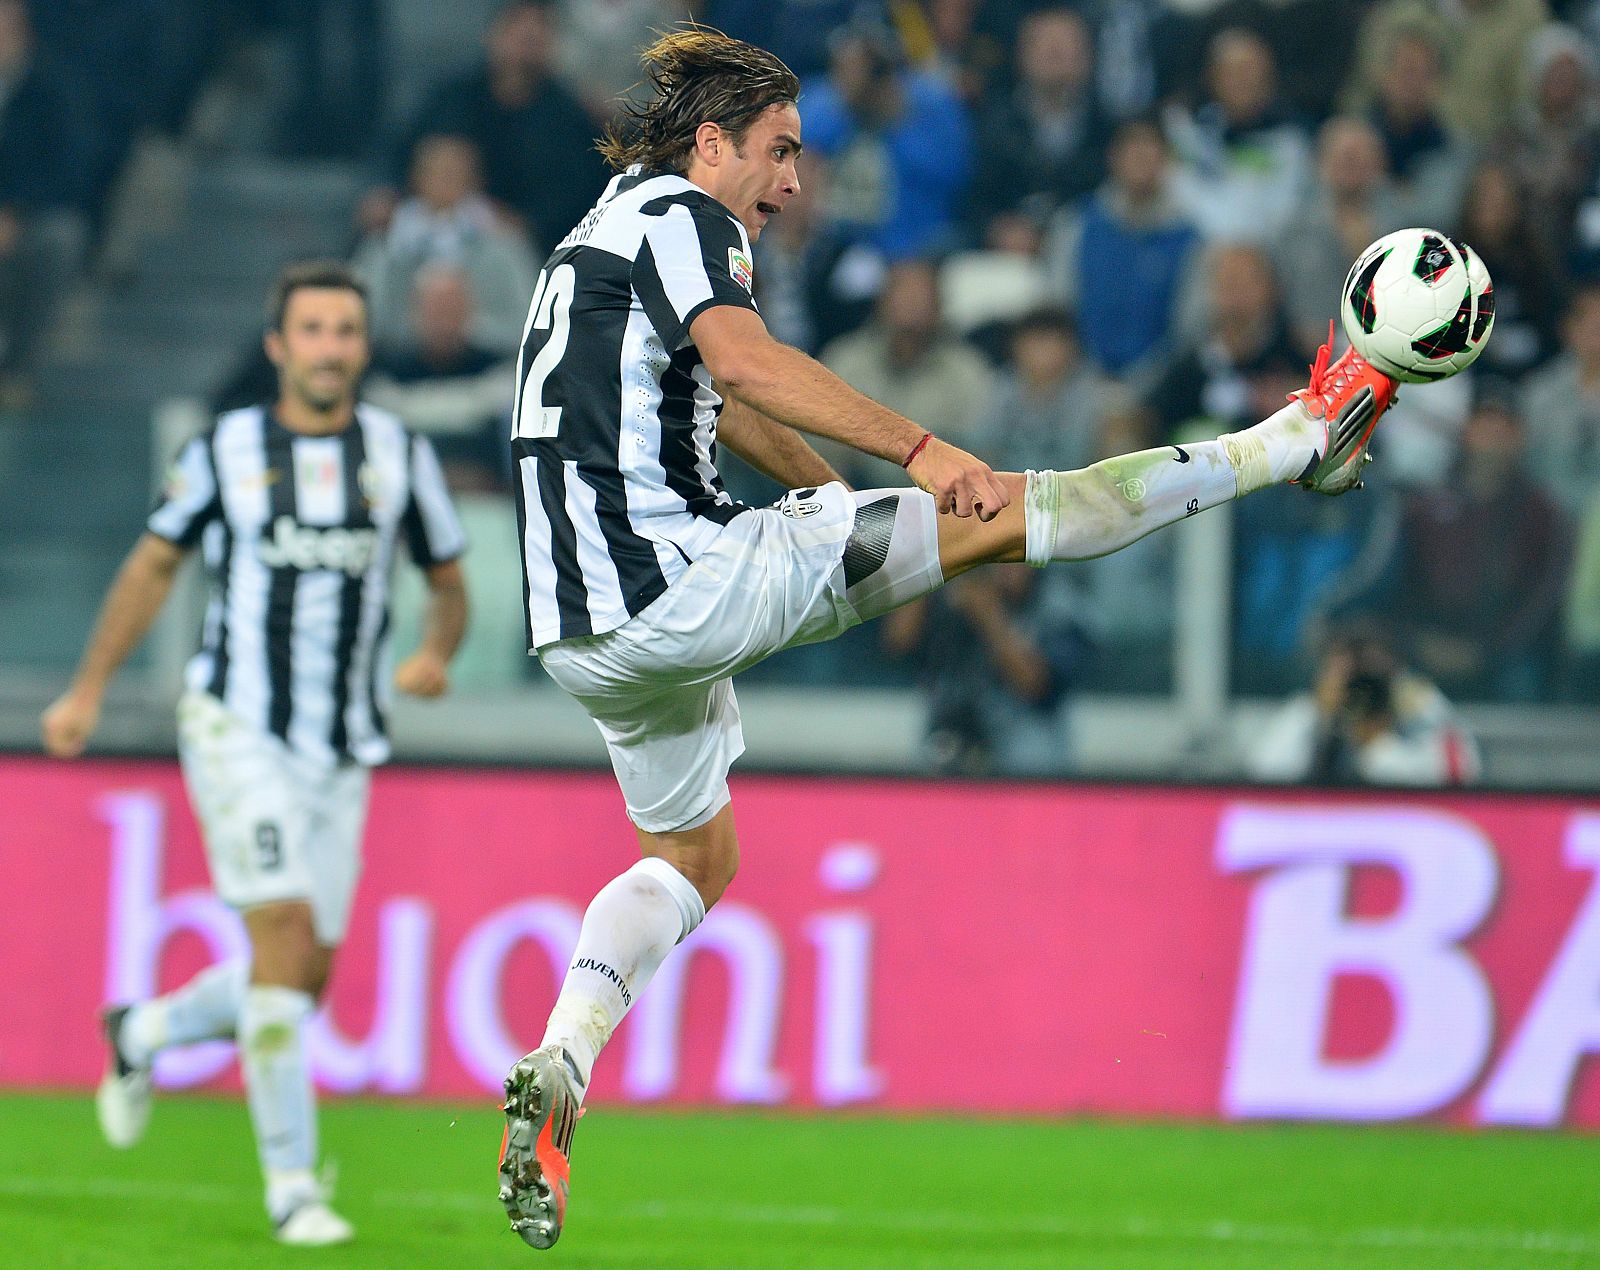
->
<box><xmin>499</xmin><ymin>1046</ymin><xmax>581</xmax><ymax>1249</ymax></box>
<box><xmin>1017</xmin><ymin>331</ymin><xmax>1398</xmax><ymax>569</ymax></box>
<box><xmin>95</xmin><ymin>959</ymin><xmax>248</xmax><ymax>1149</ymax></box>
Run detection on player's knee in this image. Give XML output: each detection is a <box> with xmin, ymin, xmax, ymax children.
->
<box><xmin>280</xmin><ymin>948</ymin><xmax>327</xmax><ymax>997</ymax></box>
<box><xmin>245</xmin><ymin>902</ymin><xmax>323</xmax><ymax>993</ymax></box>
<box><xmin>302</xmin><ymin>948</ymin><xmax>334</xmax><ymax>1001</ymax></box>
<box><xmin>252</xmin><ymin>949</ymin><xmax>324</xmax><ymax>995</ymax></box>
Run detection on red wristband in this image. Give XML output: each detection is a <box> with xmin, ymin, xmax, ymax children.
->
<box><xmin>901</xmin><ymin>431</ymin><xmax>933</xmax><ymax>468</ymax></box>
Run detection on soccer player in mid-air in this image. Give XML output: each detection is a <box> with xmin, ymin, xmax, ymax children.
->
<box><xmin>497</xmin><ymin>30</ymin><xmax>1397</xmax><ymax>1249</ymax></box>
<box><xmin>42</xmin><ymin>262</ymin><xmax>469</xmax><ymax>1246</ymax></box>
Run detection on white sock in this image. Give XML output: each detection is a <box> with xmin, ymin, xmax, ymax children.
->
<box><xmin>540</xmin><ymin>857</ymin><xmax>705</xmax><ymax>1092</ymax></box>
<box><xmin>239</xmin><ymin>984</ymin><xmax>317</xmax><ymax>1212</ymax></box>
<box><xmin>1217</xmin><ymin>400</ymin><xmax>1324</xmax><ymax>494</ymax></box>
<box><xmin>121</xmin><ymin>960</ymin><xmax>247</xmax><ymax>1064</ymax></box>
<box><xmin>1023</xmin><ymin>404</ymin><xmax>1322</xmax><ymax>566</ymax></box>
<box><xmin>264</xmin><ymin>1167</ymin><xmax>319</xmax><ymax>1221</ymax></box>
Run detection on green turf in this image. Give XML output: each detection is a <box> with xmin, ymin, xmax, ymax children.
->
<box><xmin>1</xmin><ymin>1093</ymin><xmax>1596</xmax><ymax>1268</ymax></box>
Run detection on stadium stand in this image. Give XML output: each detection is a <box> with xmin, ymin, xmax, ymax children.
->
<box><xmin>3</xmin><ymin>0</ymin><xmax>1600</xmax><ymax>788</ymax></box>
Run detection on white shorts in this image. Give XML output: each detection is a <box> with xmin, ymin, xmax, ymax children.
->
<box><xmin>177</xmin><ymin>691</ymin><xmax>370</xmax><ymax>944</ymax></box>
<box><xmin>539</xmin><ymin>483</ymin><xmax>942</xmax><ymax>832</ymax></box>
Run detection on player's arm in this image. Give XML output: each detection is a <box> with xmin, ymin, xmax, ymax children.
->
<box><xmin>41</xmin><ymin>533</ymin><xmax>187</xmax><ymax>757</ymax></box>
<box><xmin>692</xmin><ymin>305</ymin><xmax>1008</xmax><ymax>519</ymax></box>
<box><xmin>715</xmin><ymin>393</ymin><xmax>847</xmax><ymax>490</ymax></box>
<box><xmin>394</xmin><ymin>558</ymin><xmax>468</xmax><ymax>698</ymax></box>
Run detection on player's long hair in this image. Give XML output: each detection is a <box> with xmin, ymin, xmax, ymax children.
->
<box><xmin>598</xmin><ymin>28</ymin><xmax>800</xmax><ymax>174</ymax></box>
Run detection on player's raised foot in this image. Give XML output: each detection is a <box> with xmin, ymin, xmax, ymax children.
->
<box><xmin>1289</xmin><ymin>332</ymin><xmax>1399</xmax><ymax>496</ymax></box>
<box><xmin>274</xmin><ymin>1197</ymin><xmax>355</xmax><ymax>1246</ymax></box>
<box><xmin>95</xmin><ymin>1005</ymin><xmax>152</xmax><ymax>1149</ymax></box>
<box><xmin>499</xmin><ymin>1045</ymin><xmax>581</xmax><ymax>1250</ymax></box>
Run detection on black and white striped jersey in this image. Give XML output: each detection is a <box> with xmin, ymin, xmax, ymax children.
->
<box><xmin>148</xmin><ymin>403</ymin><xmax>466</xmax><ymax>767</ymax></box>
<box><xmin>513</xmin><ymin>166</ymin><xmax>761</xmax><ymax>647</ymax></box>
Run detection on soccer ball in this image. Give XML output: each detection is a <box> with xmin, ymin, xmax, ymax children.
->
<box><xmin>1341</xmin><ymin>228</ymin><xmax>1495</xmax><ymax>383</ymax></box>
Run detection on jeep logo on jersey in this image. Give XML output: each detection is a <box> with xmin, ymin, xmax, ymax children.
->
<box><xmin>257</xmin><ymin>516</ymin><xmax>378</xmax><ymax>575</ymax></box>
<box><xmin>728</xmin><ymin>248</ymin><xmax>754</xmax><ymax>293</ymax></box>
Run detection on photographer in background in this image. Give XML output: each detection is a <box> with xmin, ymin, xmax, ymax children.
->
<box><xmin>1245</xmin><ymin>623</ymin><xmax>1481</xmax><ymax>787</ymax></box>
<box><xmin>881</xmin><ymin>564</ymin><xmax>1089</xmax><ymax>778</ymax></box>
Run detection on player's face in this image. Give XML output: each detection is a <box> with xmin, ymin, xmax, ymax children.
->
<box><xmin>267</xmin><ymin>287</ymin><xmax>370</xmax><ymax>413</ymax></box>
<box><xmin>720</xmin><ymin>103</ymin><xmax>802</xmax><ymax>241</ymax></box>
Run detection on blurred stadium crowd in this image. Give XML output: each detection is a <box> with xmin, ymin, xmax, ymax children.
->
<box><xmin>5</xmin><ymin>0</ymin><xmax>1600</xmax><ymax>776</ymax></box>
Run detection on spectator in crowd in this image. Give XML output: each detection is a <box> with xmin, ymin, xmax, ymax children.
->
<box><xmin>1143</xmin><ymin>243</ymin><xmax>1303</xmax><ymax>440</ymax></box>
<box><xmin>967</xmin><ymin>8</ymin><xmax>1109</xmax><ymax>252</ymax></box>
<box><xmin>361</xmin><ymin>0</ymin><xmax>604</xmax><ymax>256</ymax></box>
<box><xmin>1563</xmin><ymin>0</ymin><xmax>1600</xmax><ymax>50</ymax></box>
<box><xmin>1245</xmin><ymin>622</ymin><xmax>1481</xmax><ymax>785</ymax></box>
<box><xmin>352</xmin><ymin>133</ymin><xmax>538</xmax><ymax>356</ymax></box>
<box><xmin>819</xmin><ymin>258</ymin><xmax>994</xmax><ymax>488</ymax></box>
<box><xmin>1564</xmin><ymin>483</ymin><xmax>1600</xmax><ymax>700</ymax></box>
<box><xmin>1383</xmin><ymin>397</ymin><xmax>1570</xmax><ymax>700</ymax></box>
<box><xmin>800</xmin><ymin>19</ymin><xmax>972</xmax><ymax>260</ymax></box>
<box><xmin>1276</xmin><ymin>116</ymin><xmax>1406</xmax><ymax>356</ymax></box>
<box><xmin>276</xmin><ymin>0</ymin><xmax>387</xmax><ymax>160</ymax></box>
<box><xmin>1251</xmin><ymin>0</ymin><xmax>1367</xmax><ymax>123</ymax></box>
<box><xmin>1360</xmin><ymin>28</ymin><xmax>1475</xmax><ymax>231</ymax></box>
<box><xmin>881</xmin><ymin>563</ymin><xmax>1087</xmax><ymax>777</ymax></box>
<box><xmin>1455</xmin><ymin>159</ymin><xmax>1563</xmax><ymax>380</ymax></box>
<box><xmin>700</xmin><ymin>0</ymin><xmax>888</xmax><ymax>82</ymax></box>
<box><xmin>916</xmin><ymin>0</ymin><xmax>979</xmax><ymax>100</ymax></box>
<box><xmin>26</xmin><ymin>0</ymin><xmax>163</xmax><ymax>242</ymax></box>
<box><xmin>1347</xmin><ymin>0</ymin><xmax>1552</xmax><ymax>144</ymax></box>
<box><xmin>0</xmin><ymin>0</ymin><xmax>91</xmax><ymax>408</ymax></box>
<box><xmin>749</xmin><ymin>155</ymin><xmax>871</xmax><ymax>355</ymax></box>
<box><xmin>1232</xmin><ymin>470</ymin><xmax>1402</xmax><ymax>694</ymax></box>
<box><xmin>718</xmin><ymin>0</ymin><xmax>1014</xmax><ymax>101</ymax></box>
<box><xmin>969</xmin><ymin>306</ymin><xmax>1123</xmax><ymax>477</ymax></box>
<box><xmin>1043</xmin><ymin>116</ymin><xmax>1201</xmax><ymax>380</ymax></box>
<box><xmin>1168</xmin><ymin>236</ymin><xmax>1393</xmax><ymax>691</ymax></box>
<box><xmin>375</xmin><ymin>266</ymin><xmax>528</xmax><ymax>696</ymax></box>
<box><xmin>1163</xmin><ymin>27</ymin><xmax>1312</xmax><ymax>244</ymax></box>
<box><xmin>1507</xmin><ymin>23</ymin><xmax>1600</xmax><ymax>268</ymax></box>
<box><xmin>1374</xmin><ymin>374</ymin><xmax>1480</xmax><ymax>490</ymax></box>
<box><xmin>554</xmin><ymin>0</ymin><xmax>669</xmax><ymax>119</ymax></box>
<box><xmin>1521</xmin><ymin>284</ymin><xmax>1600</xmax><ymax>516</ymax></box>
<box><xmin>1222</xmin><ymin>195</ymin><xmax>1401</xmax><ymax>681</ymax></box>
<box><xmin>1081</xmin><ymin>0</ymin><xmax>1178</xmax><ymax>123</ymax></box>
<box><xmin>364</xmin><ymin>265</ymin><xmax>516</xmax><ymax>491</ymax></box>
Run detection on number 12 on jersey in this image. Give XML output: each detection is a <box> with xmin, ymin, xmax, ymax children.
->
<box><xmin>512</xmin><ymin>263</ymin><xmax>576</xmax><ymax>441</ymax></box>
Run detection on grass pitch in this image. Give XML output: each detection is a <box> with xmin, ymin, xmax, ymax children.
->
<box><xmin>1</xmin><ymin>1093</ymin><xmax>1596</xmax><ymax>1268</ymax></box>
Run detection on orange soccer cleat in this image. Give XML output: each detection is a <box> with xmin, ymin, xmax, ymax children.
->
<box><xmin>498</xmin><ymin>1045</ymin><xmax>581</xmax><ymax>1250</ymax></box>
<box><xmin>1289</xmin><ymin>324</ymin><xmax>1400</xmax><ymax>496</ymax></box>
